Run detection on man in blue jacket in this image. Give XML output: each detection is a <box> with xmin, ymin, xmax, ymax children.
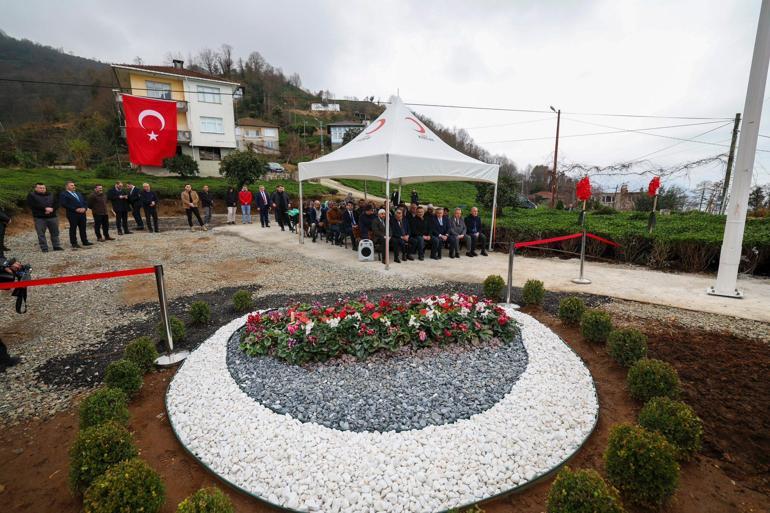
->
<box><xmin>464</xmin><ymin>206</ymin><xmax>488</xmax><ymax>257</ymax></box>
<box><xmin>59</xmin><ymin>180</ymin><xmax>92</xmax><ymax>249</ymax></box>
<box><xmin>429</xmin><ymin>207</ymin><xmax>450</xmax><ymax>259</ymax></box>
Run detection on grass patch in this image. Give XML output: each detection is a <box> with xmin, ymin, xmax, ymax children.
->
<box><xmin>336</xmin><ymin>179</ymin><xmax>479</xmax><ymax>209</ymax></box>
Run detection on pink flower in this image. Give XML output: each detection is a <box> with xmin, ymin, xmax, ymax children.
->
<box><xmin>419</xmin><ymin>330</ymin><xmax>427</xmax><ymax>342</ymax></box>
<box><xmin>287</xmin><ymin>323</ymin><xmax>300</xmax><ymax>335</ymax></box>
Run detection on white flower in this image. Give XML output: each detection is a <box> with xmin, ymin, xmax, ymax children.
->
<box><xmin>459</xmin><ymin>307</ymin><xmax>470</xmax><ymax>317</ymax></box>
<box><xmin>475</xmin><ymin>302</ymin><xmax>487</xmax><ymax>313</ymax></box>
<box><xmin>305</xmin><ymin>321</ymin><xmax>315</xmax><ymax>335</ymax></box>
<box><xmin>379</xmin><ymin>316</ymin><xmax>391</xmax><ymax>327</ymax></box>
<box><xmin>326</xmin><ymin>318</ymin><xmax>340</xmax><ymax>328</ymax></box>
<box><xmin>425</xmin><ymin>308</ymin><xmax>437</xmax><ymax>320</ymax></box>
<box><xmin>408</xmin><ymin>315</ymin><xmax>420</xmax><ymax>328</ymax></box>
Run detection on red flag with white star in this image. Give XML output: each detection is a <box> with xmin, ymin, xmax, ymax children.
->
<box><xmin>122</xmin><ymin>94</ymin><xmax>178</xmax><ymax>166</ymax></box>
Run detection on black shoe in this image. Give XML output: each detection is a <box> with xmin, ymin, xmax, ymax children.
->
<box><xmin>481</xmin><ymin>250</ymin><xmax>488</xmax><ymax>256</ymax></box>
<box><xmin>469</xmin><ymin>251</ymin><xmax>478</xmax><ymax>257</ymax></box>
<box><xmin>124</xmin><ymin>231</ymin><xmax>133</xmax><ymax>235</ymax></box>
<box><xmin>418</xmin><ymin>255</ymin><xmax>424</xmax><ymax>261</ymax></box>
<box><xmin>105</xmin><ymin>237</ymin><xmax>115</xmax><ymax>241</ymax></box>
<box><xmin>71</xmin><ymin>244</ymin><xmax>80</xmax><ymax>249</ymax></box>
<box><xmin>42</xmin><ymin>248</ymin><xmax>49</xmax><ymax>253</ymax></box>
<box><xmin>430</xmin><ymin>255</ymin><xmax>438</xmax><ymax>260</ymax></box>
<box><xmin>1</xmin><ymin>246</ymin><xmax>10</xmax><ymax>252</ymax></box>
<box><xmin>83</xmin><ymin>241</ymin><xmax>94</xmax><ymax>246</ymax></box>
<box><xmin>117</xmin><ymin>231</ymin><xmax>123</xmax><ymax>235</ymax></box>
<box><xmin>394</xmin><ymin>256</ymin><xmax>401</xmax><ymax>263</ymax></box>
<box><xmin>466</xmin><ymin>251</ymin><xmax>473</xmax><ymax>257</ymax></box>
<box><xmin>0</xmin><ymin>355</ymin><xmax>21</xmax><ymax>371</ymax></box>
<box><xmin>136</xmin><ymin>226</ymin><xmax>145</xmax><ymax>230</ymax></box>
<box><xmin>53</xmin><ymin>247</ymin><xmax>64</xmax><ymax>251</ymax></box>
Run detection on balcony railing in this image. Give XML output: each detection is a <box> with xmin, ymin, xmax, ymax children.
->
<box><xmin>114</xmin><ymin>91</ymin><xmax>187</xmax><ymax>112</ymax></box>
<box><xmin>120</xmin><ymin>126</ymin><xmax>191</xmax><ymax>143</ymax></box>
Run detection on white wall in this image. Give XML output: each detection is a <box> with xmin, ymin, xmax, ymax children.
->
<box><xmin>184</xmin><ymin>78</ymin><xmax>237</xmax><ymax>149</ymax></box>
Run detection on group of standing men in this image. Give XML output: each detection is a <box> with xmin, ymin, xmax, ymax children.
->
<box><xmin>225</xmin><ymin>184</ymin><xmax>293</xmax><ymax>232</ymax></box>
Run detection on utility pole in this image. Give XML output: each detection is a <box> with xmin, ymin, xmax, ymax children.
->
<box><xmin>319</xmin><ymin>120</ymin><xmax>324</xmax><ymax>154</ymax></box>
<box><xmin>710</xmin><ymin>0</ymin><xmax>770</xmax><ymax>298</ymax></box>
<box><xmin>719</xmin><ymin>112</ymin><xmax>741</xmax><ymax>215</ymax></box>
<box><xmin>550</xmin><ymin>106</ymin><xmax>561</xmax><ymax>208</ymax></box>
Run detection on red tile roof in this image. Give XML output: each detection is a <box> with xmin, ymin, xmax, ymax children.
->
<box><xmin>112</xmin><ymin>64</ymin><xmax>241</xmax><ymax>85</ymax></box>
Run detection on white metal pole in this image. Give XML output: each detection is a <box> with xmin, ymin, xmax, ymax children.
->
<box><xmin>385</xmin><ymin>170</ymin><xmax>391</xmax><ymax>270</ymax></box>
<box><xmin>710</xmin><ymin>0</ymin><xmax>770</xmax><ymax>298</ymax></box>
<box><xmin>398</xmin><ymin>178</ymin><xmax>403</xmax><ymax>206</ymax></box>
<box><xmin>298</xmin><ymin>179</ymin><xmax>304</xmax><ymax>244</ymax></box>
<box><xmin>488</xmin><ymin>180</ymin><xmax>498</xmax><ymax>251</ymax></box>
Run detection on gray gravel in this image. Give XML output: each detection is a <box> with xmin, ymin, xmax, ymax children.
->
<box><xmin>226</xmin><ymin>328</ymin><xmax>527</xmax><ymax>432</ymax></box>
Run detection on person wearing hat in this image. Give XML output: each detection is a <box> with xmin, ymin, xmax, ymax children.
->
<box><xmin>359</xmin><ymin>204</ymin><xmax>377</xmax><ymax>240</ymax></box>
<box><xmin>369</xmin><ymin>208</ymin><xmax>388</xmax><ymax>263</ymax></box>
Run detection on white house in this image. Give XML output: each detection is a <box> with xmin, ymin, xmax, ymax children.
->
<box><xmin>326</xmin><ymin>120</ymin><xmax>366</xmax><ymax>149</ymax></box>
<box><xmin>235</xmin><ymin>118</ymin><xmax>280</xmax><ymax>155</ymax></box>
<box><xmin>111</xmin><ymin>61</ymin><xmax>241</xmax><ymax>177</ymax></box>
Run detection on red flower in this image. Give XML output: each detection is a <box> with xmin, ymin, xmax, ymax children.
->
<box><xmin>443</xmin><ymin>329</ymin><xmax>452</xmax><ymax>337</ymax></box>
<box><xmin>372</xmin><ymin>312</ymin><xmax>382</xmax><ymax>320</ymax></box>
<box><xmin>338</xmin><ymin>310</ymin><xmax>347</xmax><ymax>319</ymax></box>
<box><xmin>364</xmin><ymin>302</ymin><xmax>376</xmax><ymax>312</ymax></box>
<box><xmin>648</xmin><ymin>176</ymin><xmax>661</xmax><ymax>197</ymax></box>
<box><xmin>498</xmin><ymin>315</ymin><xmax>508</xmax><ymax>326</ymax></box>
<box><xmin>419</xmin><ymin>308</ymin><xmax>428</xmax><ymax>316</ymax></box>
<box><xmin>576</xmin><ymin>176</ymin><xmax>592</xmax><ymax>202</ymax></box>
<box><xmin>325</xmin><ymin>307</ymin><xmax>335</xmax><ymax>315</ymax></box>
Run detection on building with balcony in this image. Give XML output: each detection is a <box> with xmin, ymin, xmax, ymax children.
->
<box><xmin>235</xmin><ymin>118</ymin><xmax>280</xmax><ymax>155</ymax></box>
<box><xmin>111</xmin><ymin>60</ymin><xmax>241</xmax><ymax>177</ymax></box>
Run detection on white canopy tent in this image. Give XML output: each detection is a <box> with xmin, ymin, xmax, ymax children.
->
<box><xmin>297</xmin><ymin>97</ymin><xmax>500</xmax><ymax>268</ymax></box>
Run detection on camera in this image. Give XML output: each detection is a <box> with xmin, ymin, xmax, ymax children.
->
<box><xmin>2</xmin><ymin>258</ymin><xmax>32</xmax><ymax>280</ymax></box>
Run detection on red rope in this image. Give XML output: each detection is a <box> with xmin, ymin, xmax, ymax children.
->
<box><xmin>586</xmin><ymin>233</ymin><xmax>621</xmax><ymax>247</ymax></box>
<box><xmin>514</xmin><ymin>233</ymin><xmax>582</xmax><ymax>249</ymax></box>
<box><xmin>0</xmin><ymin>266</ymin><xmax>156</xmax><ymax>290</ymax></box>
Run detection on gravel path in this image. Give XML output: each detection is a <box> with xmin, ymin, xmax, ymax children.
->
<box><xmin>227</xmin><ymin>328</ymin><xmax>527</xmax><ymax>433</ymax></box>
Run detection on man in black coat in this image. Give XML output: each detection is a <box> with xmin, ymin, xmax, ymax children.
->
<box><xmin>0</xmin><ymin>208</ymin><xmax>9</xmax><ymax>259</ymax></box>
<box><xmin>59</xmin><ymin>180</ymin><xmax>92</xmax><ymax>249</ymax></box>
<box><xmin>27</xmin><ymin>183</ymin><xmax>62</xmax><ymax>253</ymax></box>
<box><xmin>408</xmin><ymin>206</ymin><xmax>430</xmax><ymax>260</ymax></box>
<box><xmin>107</xmin><ymin>181</ymin><xmax>131</xmax><ymax>235</ymax></box>
<box><xmin>465</xmin><ymin>206</ymin><xmax>488</xmax><ymax>257</ymax></box>
<box><xmin>341</xmin><ymin>201</ymin><xmax>358</xmax><ymax>249</ymax></box>
<box><xmin>390</xmin><ymin>208</ymin><xmax>409</xmax><ymax>262</ymax></box>
<box><xmin>126</xmin><ymin>182</ymin><xmax>145</xmax><ymax>230</ymax></box>
<box><xmin>429</xmin><ymin>207</ymin><xmax>450</xmax><ymax>260</ymax></box>
<box><xmin>255</xmin><ymin>185</ymin><xmax>271</xmax><ymax>228</ymax></box>
<box><xmin>411</xmin><ymin>189</ymin><xmax>419</xmax><ymax>205</ymax></box>
<box><xmin>140</xmin><ymin>183</ymin><xmax>160</xmax><ymax>233</ymax></box>
<box><xmin>270</xmin><ymin>185</ymin><xmax>291</xmax><ymax>232</ymax></box>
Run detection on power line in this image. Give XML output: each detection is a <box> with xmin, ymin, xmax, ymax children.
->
<box><xmin>628</xmin><ymin>122</ymin><xmax>734</xmax><ymax>161</ymax></box>
<box><xmin>479</xmin><ymin>120</ymin><xmax>729</xmax><ymax>144</ymax></box>
<box><xmin>463</xmin><ymin>116</ymin><xmax>554</xmax><ymax>130</ymax></box>
<box><xmin>0</xmin><ymin>77</ymin><xmax>242</xmax><ymax>96</ymax></box>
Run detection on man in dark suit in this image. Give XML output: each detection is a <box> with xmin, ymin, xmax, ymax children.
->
<box><xmin>0</xmin><ymin>208</ymin><xmax>9</xmax><ymax>258</ymax></box>
<box><xmin>341</xmin><ymin>201</ymin><xmax>358</xmax><ymax>249</ymax></box>
<box><xmin>390</xmin><ymin>208</ymin><xmax>409</xmax><ymax>262</ymax></box>
<box><xmin>255</xmin><ymin>185</ymin><xmax>271</xmax><ymax>227</ymax></box>
<box><xmin>448</xmin><ymin>207</ymin><xmax>470</xmax><ymax>259</ymax></box>
<box><xmin>107</xmin><ymin>181</ymin><xmax>131</xmax><ymax>235</ymax></box>
<box><xmin>429</xmin><ymin>207</ymin><xmax>450</xmax><ymax>260</ymax></box>
<box><xmin>270</xmin><ymin>185</ymin><xmax>291</xmax><ymax>231</ymax></box>
<box><xmin>59</xmin><ymin>180</ymin><xmax>92</xmax><ymax>249</ymax></box>
<box><xmin>369</xmin><ymin>209</ymin><xmax>388</xmax><ymax>263</ymax></box>
<box><xmin>408</xmin><ymin>206</ymin><xmax>430</xmax><ymax>260</ymax></box>
<box><xmin>465</xmin><ymin>206</ymin><xmax>488</xmax><ymax>257</ymax></box>
<box><xmin>126</xmin><ymin>182</ymin><xmax>145</xmax><ymax>230</ymax></box>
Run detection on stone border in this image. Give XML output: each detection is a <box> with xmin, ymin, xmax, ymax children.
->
<box><xmin>166</xmin><ymin>309</ymin><xmax>599</xmax><ymax>513</ymax></box>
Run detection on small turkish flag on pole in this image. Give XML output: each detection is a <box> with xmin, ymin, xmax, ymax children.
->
<box><xmin>122</xmin><ymin>94</ymin><xmax>178</xmax><ymax>166</ymax></box>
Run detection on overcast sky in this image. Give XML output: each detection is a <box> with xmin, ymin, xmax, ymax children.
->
<box><xmin>4</xmin><ymin>0</ymin><xmax>770</xmax><ymax>190</ymax></box>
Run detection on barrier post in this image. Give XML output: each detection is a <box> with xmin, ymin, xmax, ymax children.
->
<box><xmin>504</xmin><ymin>240</ymin><xmax>520</xmax><ymax>309</ymax></box>
<box><xmin>153</xmin><ymin>265</ymin><xmax>189</xmax><ymax>367</ymax></box>
<box><xmin>572</xmin><ymin>229</ymin><xmax>592</xmax><ymax>285</ymax></box>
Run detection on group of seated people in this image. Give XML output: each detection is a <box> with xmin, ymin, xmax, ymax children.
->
<box><xmin>302</xmin><ymin>198</ymin><xmax>489</xmax><ymax>263</ymax></box>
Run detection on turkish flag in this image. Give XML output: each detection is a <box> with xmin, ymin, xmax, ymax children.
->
<box><xmin>123</xmin><ymin>94</ymin><xmax>178</xmax><ymax>166</ymax></box>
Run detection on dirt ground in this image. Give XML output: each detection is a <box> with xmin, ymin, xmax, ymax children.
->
<box><xmin>1</xmin><ymin>310</ymin><xmax>767</xmax><ymax>513</ymax></box>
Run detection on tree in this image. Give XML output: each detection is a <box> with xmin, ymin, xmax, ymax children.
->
<box><xmin>163</xmin><ymin>154</ymin><xmax>199</xmax><ymax>177</ymax></box>
<box><xmin>288</xmin><ymin>73</ymin><xmax>302</xmax><ymax>88</ymax></box>
<box><xmin>476</xmin><ymin>171</ymin><xmax>520</xmax><ymax>215</ymax></box>
<box><xmin>748</xmin><ymin>185</ymin><xmax>766</xmax><ymax>210</ymax></box>
<box><xmin>341</xmin><ymin>127</ymin><xmax>362</xmax><ymax>146</ymax></box>
<box><xmin>219</xmin><ymin>150</ymin><xmax>267</xmax><ymax>187</ymax></box>
<box><xmin>68</xmin><ymin>138</ymin><xmax>91</xmax><ymax>169</ymax></box>
<box><xmin>198</xmin><ymin>48</ymin><xmax>219</xmax><ymax>75</ymax></box>
<box><xmin>217</xmin><ymin>44</ymin><xmax>233</xmax><ymax>77</ymax></box>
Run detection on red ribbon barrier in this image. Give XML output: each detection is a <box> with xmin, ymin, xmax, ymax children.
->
<box><xmin>514</xmin><ymin>233</ymin><xmax>582</xmax><ymax>249</ymax></box>
<box><xmin>586</xmin><ymin>233</ymin><xmax>621</xmax><ymax>247</ymax></box>
<box><xmin>0</xmin><ymin>266</ymin><xmax>156</xmax><ymax>290</ymax></box>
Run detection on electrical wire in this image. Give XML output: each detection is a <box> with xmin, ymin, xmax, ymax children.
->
<box><xmin>463</xmin><ymin>116</ymin><xmax>554</xmax><ymax>130</ymax></box>
<box><xmin>0</xmin><ymin>77</ymin><xmax>241</xmax><ymax>96</ymax></box>
<box><xmin>627</xmin><ymin>122</ymin><xmax>734</xmax><ymax>161</ymax></box>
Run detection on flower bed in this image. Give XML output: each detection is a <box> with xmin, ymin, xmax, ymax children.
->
<box><xmin>240</xmin><ymin>294</ymin><xmax>518</xmax><ymax>364</ymax></box>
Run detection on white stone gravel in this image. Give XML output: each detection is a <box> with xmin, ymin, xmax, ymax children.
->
<box><xmin>166</xmin><ymin>308</ymin><xmax>598</xmax><ymax>513</ymax></box>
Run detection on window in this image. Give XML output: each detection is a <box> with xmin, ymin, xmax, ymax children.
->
<box><xmin>602</xmin><ymin>195</ymin><xmax>613</xmax><ymax>204</ymax></box>
<box><xmin>200</xmin><ymin>116</ymin><xmax>224</xmax><ymax>134</ymax></box>
<box><xmin>199</xmin><ymin>147</ymin><xmax>221</xmax><ymax>161</ymax></box>
<box><xmin>248</xmin><ymin>129</ymin><xmax>258</xmax><ymax>137</ymax></box>
<box><xmin>146</xmin><ymin>81</ymin><xmax>171</xmax><ymax>100</ymax></box>
<box><xmin>197</xmin><ymin>85</ymin><xmax>221</xmax><ymax>104</ymax></box>
<box><xmin>264</xmin><ymin>140</ymin><xmax>276</xmax><ymax>149</ymax></box>
<box><xmin>263</xmin><ymin>128</ymin><xmax>278</xmax><ymax>138</ymax></box>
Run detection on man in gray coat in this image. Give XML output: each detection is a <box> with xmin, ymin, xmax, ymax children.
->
<box><xmin>448</xmin><ymin>207</ymin><xmax>470</xmax><ymax>259</ymax></box>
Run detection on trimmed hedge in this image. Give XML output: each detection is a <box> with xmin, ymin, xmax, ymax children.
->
<box><xmin>546</xmin><ymin>466</ymin><xmax>624</xmax><ymax>513</ymax></box>
<box><xmin>157</xmin><ymin>315</ymin><xmax>186</xmax><ymax>344</ymax></box>
<box><xmin>69</xmin><ymin>421</ymin><xmax>138</xmax><ymax>494</ymax></box>
<box><xmin>177</xmin><ymin>487</ymin><xmax>235</xmax><ymax>513</ymax></box>
<box><xmin>482</xmin><ymin>275</ymin><xmax>505</xmax><ymax>302</ymax></box>
<box><xmin>639</xmin><ymin>397</ymin><xmax>703</xmax><ymax>461</ymax></box>
<box><xmin>522</xmin><ymin>279</ymin><xmax>545</xmax><ymax>306</ymax></box>
<box><xmin>606</xmin><ymin>328</ymin><xmax>647</xmax><ymax>367</ymax></box>
<box><xmin>103</xmin><ymin>359</ymin><xmax>143</xmax><ymax>399</ymax></box>
<box><xmin>124</xmin><ymin>336</ymin><xmax>159</xmax><ymax>373</ymax></box>
<box><xmin>189</xmin><ymin>301</ymin><xmax>211</xmax><ymax>326</ymax></box>
<box><xmin>580</xmin><ymin>310</ymin><xmax>613</xmax><ymax>343</ymax></box>
<box><xmin>604</xmin><ymin>423</ymin><xmax>679</xmax><ymax>508</ymax></box>
<box><xmin>627</xmin><ymin>358</ymin><xmax>681</xmax><ymax>402</ymax></box>
<box><xmin>83</xmin><ymin>458</ymin><xmax>165</xmax><ymax>513</ymax></box>
<box><xmin>79</xmin><ymin>387</ymin><xmax>129</xmax><ymax>430</ymax></box>
<box><xmin>232</xmin><ymin>290</ymin><xmax>255</xmax><ymax>313</ymax></box>
<box><xmin>558</xmin><ymin>296</ymin><xmax>585</xmax><ymax>325</ymax></box>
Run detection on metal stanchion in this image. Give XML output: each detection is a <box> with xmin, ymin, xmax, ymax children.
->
<box><xmin>571</xmin><ymin>229</ymin><xmax>592</xmax><ymax>285</ymax></box>
<box><xmin>503</xmin><ymin>241</ymin><xmax>520</xmax><ymax>309</ymax></box>
<box><xmin>153</xmin><ymin>265</ymin><xmax>189</xmax><ymax>367</ymax></box>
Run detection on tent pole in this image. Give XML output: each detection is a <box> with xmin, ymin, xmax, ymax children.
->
<box><xmin>398</xmin><ymin>178</ymin><xmax>403</xmax><ymax>205</ymax></box>
<box><xmin>489</xmin><ymin>180</ymin><xmax>498</xmax><ymax>251</ymax></box>
<box><xmin>364</xmin><ymin>180</ymin><xmax>368</xmax><ymax>200</ymax></box>
<box><xmin>385</xmin><ymin>156</ymin><xmax>390</xmax><ymax>271</ymax></box>
<box><xmin>298</xmin><ymin>178</ymin><xmax>304</xmax><ymax>244</ymax></box>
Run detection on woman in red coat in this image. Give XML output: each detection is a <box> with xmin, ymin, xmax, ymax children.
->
<box><xmin>238</xmin><ymin>185</ymin><xmax>253</xmax><ymax>224</ymax></box>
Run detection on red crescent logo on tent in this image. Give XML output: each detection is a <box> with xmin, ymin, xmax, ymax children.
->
<box><xmin>405</xmin><ymin>116</ymin><xmax>426</xmax><ymax>134</ymax></box>
<box><xmin>366</xmin><ymin>119</ymin><xmax>386</xmax><ymax>134</ymax></box>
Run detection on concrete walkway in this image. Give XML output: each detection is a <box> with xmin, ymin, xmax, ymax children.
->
<box><xmin>221</xmin><ymin>223</ymin><xmax>770</xmax><ymax>323</ymax></box>
<box><xmin>318</xmin><ymin>179</ymin><xmax>387</xmax><ymax>203</ymax></box>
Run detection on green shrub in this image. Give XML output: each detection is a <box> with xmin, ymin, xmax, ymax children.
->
<box><xmin>606</xmin><ymin>328</ymin><xmax>647</xmax><ymax>367</ymax></box>
<box><xmin>156</xmin><ymin>315</ymin><xmax>186</xmax><ymax>343</ymax></box>
<box><xmin>69</xmin><ymin>421</ymin><xmax>138</xmax><ymax>494</ymax></box>
<box><xmin>604</xmin><ymin>423</ymin><xmax>679</xmax><ymax>508</ymax></box>
<box><xmin>83</xmin><ymin>458</ymin><xmax>165</xmax><ymax>513</ymax></box>
<box><xmin>639</xmin><ymin>397</ymin><xmax>703</xmax><ymax>460</ymax></box>
<box><xmin>482</xmin><ymin>274</ymin><xmax>505</xmax><ymax>302</ymax></box>
<box><xmin>79</xmin><ymin>387</ymin><xmax>129</xmax><ymax>430</ymax></box>
<box><xmin>93</xmin><ymin>162</ymin><xmax>121</xmax><ymax>179</ymax></box>
<box><xmin>232</xmin><ymin>290</ymin><xmax>255</xmax><ymax>312</ymax></box>
<box><xmin>580</xmin><ymin>309</ymin><xmax>613</xmax><ymax>343</ymax></box>
<box><xmin>627</xmin><ymin>358</ymin><xmax>681</xmax><ymax>402</ymax></box>
<box><xmin>522</xmin><ymin>279</ymin><xmax>545</xmax><ymax>305</ymax></box>
<box><xmin>103</xmin><ymin>359</ymin><xmax>143</xmax><ymax>398</ymax></box>
<box><xmin>189</xmin><ymin>301</ymin><xmax>211</xmax><ymax>326</ymax></box>
<box><xmin>124</xmin><ymin>336</ymin><xmax>159</xmax><ymax>373</ymax></box>
<box><xmin>163</xmin><ymin>154</ymin><xmax>199</xmax><ymax>177</ymax></box>
<box><xmin>546</xmin><ymin>466</ymin><xmax>624</xmax><ymax>513</ymax></box>
<box><xmin>177</xmin><ymin>487</ymin><xmax>234</xmax><ymax>513</ymax></box>
<box><xmin>558</xmin><ymin>296</ymin><xmax>585</xmax><ymax>325</ymax></box>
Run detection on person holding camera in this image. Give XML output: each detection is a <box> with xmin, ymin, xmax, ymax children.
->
<box><xmin>59</xmin><ymin>181</ymin><xmax>92</xmax><ymax>249</ymax></box>
<box><xmin>0</xmin><ymin>208</ymin><xmax>10</xmax><ymax>259</ymax></box>
<box><xmin>1</xmin><ymin>257</ymin><xmax>29</xmax><ymax>370</ymax></box>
